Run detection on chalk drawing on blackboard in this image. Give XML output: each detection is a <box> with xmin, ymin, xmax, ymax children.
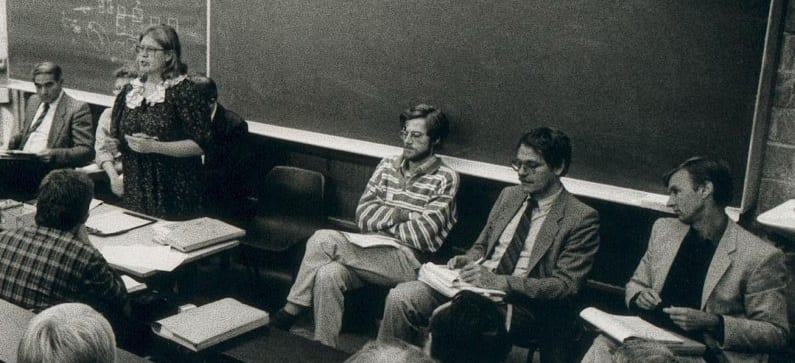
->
<box><xmin>56</xmin><ymin>0</ymin><xmax>193</xmax><ymax>66</ymax></box>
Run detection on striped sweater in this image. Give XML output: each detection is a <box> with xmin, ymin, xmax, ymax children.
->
<box><xmin>355</xmin><ymin>155</ymin><xmax>459</xmax><ymax>255</ymax></box>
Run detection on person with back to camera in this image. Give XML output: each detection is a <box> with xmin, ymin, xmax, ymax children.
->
<box><xmin>95</xmin><ymin>64</ymin><xmax>138</xmax><ymax>198</ymax></box>
<box><xmin>426</xmin><ymin>290</ymin><xmax>512</xmax><ymax>363</ymax></box>
<box><xmin>17</xmin><ymin>303</ymin><xmax>117</xmax><ymax>363</ymax></box>
<box><xmin>111</xmin><ymin>24</ymin><xmax>211</xmax><ymax>220</ymax></box>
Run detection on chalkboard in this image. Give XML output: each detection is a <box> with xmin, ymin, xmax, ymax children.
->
<box><xmin>5</xmin><ymin>0</ymin><xmax>773</xmax><ymax>203</ymax></box>
<box><xmin>211</xmin><ymin>0</ymin><xmax>773</xmax><ymax>203</ymax></box>
<box><xmin>7</xmin><ymin>0</ymin><xmax>207</xmax><ymax>95</ymax></box>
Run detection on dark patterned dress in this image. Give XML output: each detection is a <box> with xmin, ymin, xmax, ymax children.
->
<box><xmin>112</xmin><ymin>76</ymin><xmax>211</xmax><ymax>220</ymax></box>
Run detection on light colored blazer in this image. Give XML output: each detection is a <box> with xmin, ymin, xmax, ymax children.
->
<box><xmin>13</xmin><ymin>93</ymin><xmax>94</xmax><ymax>167</ymax></box>
<box><xmin>626</xmin><ymin>218</ymin><xmax>790</xmax><ymax>363</ymax></box>
<box><xmin>465</xmin><ymin>186</ymin><xmax>600</xmax><ymax>300</ymax></box>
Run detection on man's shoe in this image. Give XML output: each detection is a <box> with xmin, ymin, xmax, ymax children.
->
<box><xmin>270</xmin><ymin>308</ymin><xmax>300</xmax><ymax>330</ymax></box>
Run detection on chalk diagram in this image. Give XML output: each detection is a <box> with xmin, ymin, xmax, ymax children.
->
<box><xmin>60</xmin><ymin>0</ymin><xmax>200</xmax><ymax>64</ymax></box>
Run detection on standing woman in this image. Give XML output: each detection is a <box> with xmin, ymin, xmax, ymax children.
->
<box><xmin>112</xmin><ymin>24</ymin><xmax>211</xmax><ymax>220</ymax></box>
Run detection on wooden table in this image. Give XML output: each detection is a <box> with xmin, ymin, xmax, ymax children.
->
<box><xmin>88</xmin><ymin>203</ymin><xmax>239</xmax><ymax>279</ymax></box>
<box><xmin>0</xmin><ymin>299</ymin><xmax>149</xmax><ymax>363</ymax></box>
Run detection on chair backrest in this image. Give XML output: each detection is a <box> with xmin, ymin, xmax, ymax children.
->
<box><xmin>260</xmin><ymin>166</ymin><xmax>326</xmax><ymax>218</ymax></box>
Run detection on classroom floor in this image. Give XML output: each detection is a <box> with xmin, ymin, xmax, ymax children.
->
<box><xmin>183</xmin><ymin>254</ymin><xmax>539</xmax><ymax>362</ymax></box>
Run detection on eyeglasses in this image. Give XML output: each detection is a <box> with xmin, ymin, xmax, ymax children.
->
<box><xmin>135</xmin><ymin>45</ymin><xmax>167</xmax><ymax>55</ymax></box>
<box><xmin>511</xmin><ymin>159</ymin><xmax>544</xmax><ymax>172</ymax></box>
<box><xmin>399</xmin><ymin>130</ymin><xmax>428</xmax><ymax>141</ymax></box>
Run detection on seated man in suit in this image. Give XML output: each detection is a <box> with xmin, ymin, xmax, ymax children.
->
<box><xmin>0</xmin><ymin>169</ymin><xmax>127</xmax><ymax>325</ymax></box>
<box><xmin>379</xmin><ymin>127</ymin><xmax>601</xmax><ymax>363</ymax></box>
<box><xmin>270</xmin><ymin>104</ymin><xmax>460</xmax><ymax>348</ymax></box>
<box><xmin>582</xmin><ymin>157</ymin><xmax>790</xmax><ymax>363</ymax></box>
<box><xmin>17</xmin><ymin>303</ymin><xmax>116</xmax><ymax>363</ymax></box>
<box><xmin>191</xmin><ymin>75</ymin><xmax>250</xmax><ymax>220</ymax></box>
<box><xmin>2</xmin><ymin>61</ymin><xmax>94</xmax><ymax>197</ymax></box>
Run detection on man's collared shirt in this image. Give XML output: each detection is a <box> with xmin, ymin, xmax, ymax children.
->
<box><xmin>482</xmin><ymin>189</ymin><xmax>562</xmax><ymax>276</ymax></box>
<box><xmin>356</xmin><ymin>154</ymin><xmax>459</xmax><ymax>255</ymax></box>
<box><xmin>0</xmin><ymin>224</ymin><xmax>126</xmax><ymax>314</ymax></box>
<box><xmin>23</xmin><ymin>91</ymin><xmax>63</xmax><ymax>153</ymax></box>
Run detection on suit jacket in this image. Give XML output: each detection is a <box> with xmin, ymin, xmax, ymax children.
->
<box><xmin>12</xmin><ymin>93</ymin><xmax>94</xmax><ymax>167</ymax></box>
<box><xmin>205</xmin><ymin>104</ymin><xmax>248</xmax><ymax>174</ymax></box>
<box><xmin>464</xmin><ymin>186</ymin><xmax>600</xmax><ymax>301</ymax></box>
<box><xmin>626</xmin><ymin>218</ymin><xmax>790</xmax><ymax>363</ymax></box>
<box><xmin>204</xmin><ymin>104</ymin><xmax>249</xmax><ymax>202</ymax></box>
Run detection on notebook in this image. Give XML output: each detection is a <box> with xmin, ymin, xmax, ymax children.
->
<box><xmin>578</xmin><ymin>307</ymin><xmax>705</xmax><ymax>356</ymax></box>
<box><xmin>342</xmin><ymin>232</ymin><xmax>402</xmax><ymax>248</ymax></box>
<box><xmin>152</xmin><ymin>298</ymin><xmax>269</xmax><ymax>352</ymax></box>
<box><xmin>152</xmin><ymin>217</ymin><xmax>245</xmax><ymax>252</ymax></box>
<box><xmin>85</xmin><ymin>210</ymin><xmax>156</xmax><ymax>236</ymax></box>
<box><xmin>418</xmin><ymin>263</ymin><xmax>506</xmax><ymax>302</ymax></box>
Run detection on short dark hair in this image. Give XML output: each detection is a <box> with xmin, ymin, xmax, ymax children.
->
<box><xmin>399</xmin><ymin>104</ymin><xmax>449</xmax><ymax>146</ymax></box>
<box><xmin>191</xmin><ymin>74</ymin><xmax>218</xmax><ymax>102</ymax></box>
<box><xmin>31</xmin><ymin>62</ymin><xmax>62</xmax><ymax>81</ymax></box>
<box><xmin>35</xmin><ymin>170</ymin><xmax>93</xmax><ymax>230</ymax></box>
<box><xmin>662</xmin><ymin>156</ymin><xmax>733</xmax><ymax>207</ymax></box>
<box><xmin>516</xmin><ymin>127</ymin><xmax>572</xmax><ymax>176</ymax></box>
<box><xmin>429</xmin><ymin>291</ymin><xmax>511</xmax><ymax>363</ymax></box>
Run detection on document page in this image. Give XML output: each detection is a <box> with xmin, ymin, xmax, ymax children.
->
<box><xmin>86</xmin><ymin>210</ymin><xmax>155</xmax><ymax>236</ymax></box>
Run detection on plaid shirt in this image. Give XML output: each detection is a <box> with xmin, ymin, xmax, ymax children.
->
<box><xmin>0</xmin><ymin>225</ymin><xmax>126</xmax><ymax>314</ymax></box>
<box><xmin>356</xmin><ymin>155</ymin><xmax>459</xmax><ymax>255</ymax></box>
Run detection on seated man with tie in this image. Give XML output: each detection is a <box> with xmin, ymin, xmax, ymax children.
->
<box><xmin>378</xmin><ymin>127</ymin><xmax>601</xmax><ymax>363</ymax></box>
<box><xmin>2</xmin><ymin>61</ymin><xmax>94</xmax><ymax>197</ymax></box>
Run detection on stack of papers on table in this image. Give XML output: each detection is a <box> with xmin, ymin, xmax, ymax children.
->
<box><xmin>152</xmin><ymin>298</ymin><xmax>269</xmax><ymax>352</ymax></box>
<box><xmin>418</xmin><ymin>263</ymin><xmax>506</xmax><ymax>302</ymax></box>
<box><xmin>152</xmin><ymin>217</ymin><xmax>245</xmax><ymax>252</ymax></box>
<box><xmin>99</xmin><ymin>245</ymin><xmax>186</xmax><ymax>272</ymax></box>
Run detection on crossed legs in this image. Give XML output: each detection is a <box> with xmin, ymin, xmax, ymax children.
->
<box><xmin>281</xmin><ymin>229</ymin><xmax>420</xmax><ymax>347</ymax></box>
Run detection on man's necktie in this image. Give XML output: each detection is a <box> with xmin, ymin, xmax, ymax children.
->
<box><xmin>495</xmin><ymin>198</ymin><xmax>536</xmax><ymax>275</ymax></box>
<box><xmin>27</xmin><ymin>102</ymin><xmax>50</xmax><ymax>135</ymax></box>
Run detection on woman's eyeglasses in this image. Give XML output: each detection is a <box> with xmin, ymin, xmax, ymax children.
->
<box><xmin>135</xmin><ymin>46</ymin><xmax>167</xmax><ymax>55</ymax></box>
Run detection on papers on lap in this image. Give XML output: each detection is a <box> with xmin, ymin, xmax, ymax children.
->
<box><xmin>152</xmin><ymin>217</ymin><xmax>245</xmax><ymax>252</ymax></box>
<box><xmin>579</xmin><ymin>307</ymin><xmax>699</xmax><ymax>345</ymax></box>
<box><xmin>152</xmin><ymin>298</ymin><xmax>269</xmax><ymax>352</ymax></box>
<box><xmin>418</xmin><ymin>263</ymin><xmax>506</xmax><ymax>302</ymax></box>
<box><xmin>579</xmin><ymin>307</ymin><xmax>706</xmax><ymax>356</ymax></box>
<box><xmin>342</xmin><ymin>232</ymin><xmax>402</xmax><ymax>248</ymax></box>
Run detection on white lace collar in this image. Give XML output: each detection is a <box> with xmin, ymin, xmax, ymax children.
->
<box><xmin>125</xmin><ymin>75</ymin><xmax>187</xmax><ymax>109</ymax></box>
